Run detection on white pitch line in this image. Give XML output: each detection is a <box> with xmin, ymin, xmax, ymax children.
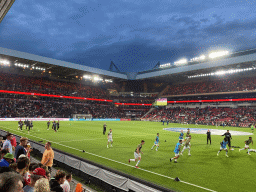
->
<box><xmin>59</xmin><ymin>136</ymin><xmax>126</xmax><ymax>143</ymax></box>
<box><xmin>59</xmin><ymin>138</ymin><xmax>107</xmax><ymax>143</ymax></box>
<box><xmin>0</xmin><ymin>126</ymin><xmax>217</xmax><ymax>192</ymax></box>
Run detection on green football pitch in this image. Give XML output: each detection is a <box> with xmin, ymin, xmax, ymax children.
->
<box><xmin>1</xmin><ymin>121</ymin><xmax>255</xmax><ymax>192</ymax></box>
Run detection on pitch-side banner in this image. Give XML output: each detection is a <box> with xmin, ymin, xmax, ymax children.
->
<box><xmin>0</xmin><ymin>118</ymin><xmax>70</xmax><ymax>121</ymax></box>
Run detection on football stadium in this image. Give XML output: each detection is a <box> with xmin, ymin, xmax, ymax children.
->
<box><xmin>0</xmin><ymin>1</ymin><xmax>256</xmax><ymax>192</ymax></box>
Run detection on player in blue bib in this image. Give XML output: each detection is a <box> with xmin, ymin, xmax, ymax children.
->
<box><xmin>170</xmin><ymin>140</ymin><xmax>182</xmax><ymax>163</ymax></box>
<box><xmin>217</xmin><ymin>138</ymin><xmax>229</xmax><ymax>157</ymax></box>
<box><xmin>179</xmin><ymin>130</ymin><xmax>184</xmax><ymax>142</ymax></box>
<box><xmin>151</xmin><ymin>133</ymin><xmax>160</xmax><ymax>151</ymax></box>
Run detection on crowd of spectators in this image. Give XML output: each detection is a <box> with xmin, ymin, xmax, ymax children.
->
<box><xmin>0</xmin><ymin>133</ymin><xmax>72</xmax><ymax>192</ymax></box>
<box><xmin>0</xmin><ymin>72</ymin><xmax>112</xmax><ymax>99</ymax></box>
<box><xmin>143</xmin><ymin>106</ymin><xmax>256</xmax><ymax>127</ymax></box>
<box><xmin>117</xmin><ymin>105</ymin><xmax>151</xmax><ymax>118</ymax></box>
<box><xmin>163</xmin><ymin>77</ymin><xmax>256</xmax><ymax>96</ymax></box>
<box><xmin>0</xmin><ymin>97</ymin><xmax>131</xmax><ymax>118</ymax></box>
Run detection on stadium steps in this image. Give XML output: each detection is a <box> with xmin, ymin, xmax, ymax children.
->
<box><xmin>30</xmin><ymin>156</ymin><xmax>97</xmax><ymax>192</ymax></box>
<box><xmin>158</xmin><ymin>85</ymin><xmax>170</xmax><ymax>97</ymax></box>
<box><xmin>141</xmin><ymin>107</ymin><xmax>156</xmax><ymax>118</ymax></box>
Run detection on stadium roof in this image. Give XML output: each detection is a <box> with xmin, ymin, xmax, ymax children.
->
<box><xmin>0</xmin><ymin>47</ymin><xmax>127</xmax><ymax>80</ymax></box>
<box><xmin>1</xmin><ymin>46</ymin><xmax>256</xmax><ymax>82</ymax></box>
<box><xmin>0</xmin><ymin>0</ymin><xmax>15</xmax><ymax>23</ymax></box>
<box><xmin>136</xmin><ymin>49</ymin><xmax>256</xmax><ymax>80</ymax></box>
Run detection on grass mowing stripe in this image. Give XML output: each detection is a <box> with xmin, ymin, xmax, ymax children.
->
<box><xmin>58</xmin><ymin>136</ymin><xmax>128</xmax><ymax>143</ymax></box>
<box><xmin>1</xmin><ymin>125</ymin><xmax>217</xmax><ymax>192</ymax></box>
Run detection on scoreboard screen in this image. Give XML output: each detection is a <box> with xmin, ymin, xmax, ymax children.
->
<box><xmin>154</xmin><ymin>98</ymin><xmax>167</xmax><ymax>106</ymax></box>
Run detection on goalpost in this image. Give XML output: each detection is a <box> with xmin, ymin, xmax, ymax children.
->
<box><xmin>72</xmin><ymin>114</ymin><xmax>92</xmax><ymax>120</ymax></box>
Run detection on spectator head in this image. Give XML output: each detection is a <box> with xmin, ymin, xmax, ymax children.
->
<box><xmin>18</xmin><ymin>154</ymin><xmax>26</xmax><ymax>159</ymax></box>
<box><xmin>19</xmin><ymin>137</ymin><xmax>28</xmax><ymax>147</ymax></box>
<box><xmin>29</xmin><ymin>163</ymin><xmax>39</xmax><ymax>174</ymax></box>
<box><xmin>33</xmin><ymin>168</ymin><xmax>47</xmax><ymax>179</ymax></box>
<box><xmin>55</xmin><ymin>170</ymin><xmax>66</xmax><ymax>184</ymax></box>
<box><xmin>0</xmin><ymin>137</ymin><xmax>3</xmax><ymax>142</ymax></box>
<box><xmin>6</xmin><ymin>133</ymin><xmax>13</xmax><ymax>140</ymax></box>
<box><xmin>66</xmin><ymin>173</ymin><xmax>72</xmax><ymax>182</ymax></box>
<box><xmin>0</xmin><ymin>172</ymin><xmax>23</xmax><ymax>192</ymax></box>
<box><xmin>44</xmin><ymin>142</ymin><xmax>51</xmax><ymax>150</ymax></box>
<box><xmin>0</xmin><ymin>149</ymin><xmax>8</xmax><ymax>159</ymax></box>
<box><xmin>17</xmin><ymin>157</ymin><xmax>30</xmax><ymax>171</ymax></box>
<box><xmin>3</xmin><ymin>153</ymin><xmax>15</xmax><ymax>164</ymax></box>
<box><xmin>34</xmin><ymin>178</ymin><xmax>50</xmax><ymax>192</ymax></box>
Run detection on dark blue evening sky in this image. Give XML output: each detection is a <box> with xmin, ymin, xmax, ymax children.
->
<box><xmin>1</xmin><ymin>0</ymin><xmax>256</xmax><ymax>72</ymax></box>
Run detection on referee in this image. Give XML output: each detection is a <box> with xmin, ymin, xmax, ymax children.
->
<box><xmin>103</xmin><ymin>123</ymin><xmax>107</xmax><ymax>135</ymax></box>
<box><xmin>206</xmin><ymin>129</ymin><xmax>211</xmax><ymax>144</ymax></box>
<box><xmin>221</xmin><ymin>130</ymin><xmax>232</xmax><ymax>150</ymax></box>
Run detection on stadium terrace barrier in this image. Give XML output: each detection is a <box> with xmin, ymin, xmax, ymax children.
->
<box><xmin>69</xmin><ymin>118</ymin><xmax>121</xmax><ymax>121</ymax></box>
<box><xmin>0</xmin><ymin>130</ymin><xmax>173</xmax><ymax>192</ymax></box>
<box><xmin>120</xmin><ymin>119</ymin><xmax>131</xmax><ymax>121</ymax></box>
<box><xmin>0</xmin><ymin>118</ymin><xmax>70</xmax><ymax>121</ymax></box>
<box><xmin>0</xmin><ymin>118</ymin><xmax>131</xmax><ymax>122</ymax></box>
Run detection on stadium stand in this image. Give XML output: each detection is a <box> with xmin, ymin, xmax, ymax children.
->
<box><xmin>0</xmin><ymin>72</ymin><xmax>111</xmax><ymax>99</ymax></box>
<box><xmin>162</xmin><ymin>76</ymin><xmax>256</xmax><ymax>96</ymax></box>
<box><xmin>0</xmin><ymin>97</ymin><xmax>130</xmax><ymax>118</ymax></box>
<box><xmin>143</xmin><ymin>106</ymin><xmax>256</xmax><ymax>127</ymax></box>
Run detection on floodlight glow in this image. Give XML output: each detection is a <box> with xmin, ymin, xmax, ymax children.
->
<box><xmin>188</xmin><ymin>67</ymin><xmax>256</xmax><ymax>78</ymax></box>
<box><xmin>83</xmin><ymin>75</ymin><xmax>91</xmax><ymax>79</ymax></box>
<box><xmin>15</xmin><ymin>63</ymin><xmax>30</xmax><ymax>68</ymax></box>
<box><xmin>190</xmin><ymin>55</ymin><xmax>206</xmax><ymax>62</ymax></box>
<box><xmin>209</xmin><ymin>51</ymin><xmax>229</xmax><ymax>59</ymax></box>
<box><xmin>0</xmin><ymin>59</ymin><xmax>10</xmax><ymax>66</ymax></box>
<box><xmin>105</xmin><ymin>79</ymin><xmax>113</xmax><ymax>83</ymax></box>
<box><xmin>93</xmin><ymin>76</ymin><xmax>103</xmax><ymax>81</ymax></box>
<box><xmin>159</xmin><ymin>63</ymin><xmax>171</xmax><ymax>68</ymax></box>
<box><xmin>174</xmin><ymin>59</ymin><xmax>187</xmax><ymax>65</ymax></box>
<box><xmin>215</xmin><ymin>71</ymin><xmax>225</xmax><ymax>75</ymax></box>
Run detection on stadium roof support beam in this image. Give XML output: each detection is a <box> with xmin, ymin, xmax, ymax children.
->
<box><xmin>109</xmin><ymin>61</ymin><xmax>120</xmax><ymax>72</ymax></box>
<box><xmin>0</xmin><ymin>0</ymin><xmax>15</xmax><ymax>23</ymax></box>
<box><xmin>153</xmin><ymin>61</ymin><xmax>160</xmax><ymax>69</ymax></box>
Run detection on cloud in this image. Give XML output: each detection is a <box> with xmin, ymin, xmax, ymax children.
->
<box><xmin>1</xmin><ymin>0</ymin><xmax>256</xmax><ymax>72</ymax></box>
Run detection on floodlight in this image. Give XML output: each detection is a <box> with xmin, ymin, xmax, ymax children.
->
<box><xmin>93</xmin><ymin>76</ymin><xmax>103</xmax><ymax>81</ymax></box>
<box><xmin>83</xmin><ymin>75</ymin><xmax>91</xmax><ymax>79</ymax></box>
<box><xmin>0</xmin><ymin>59</ymin><xmax>10</xmax><ymax>66</ymax></box>
<box><xmin>215</xmin><ymin>71</ymin><xmax>225</xmax><ymax>75</ymax></box>
<box><xmin>200</xmin><ymin>55</ymin><xmax>206</xmax><ymax>60</ymax></box>
<box><xmin>174</xmin><ymin>59</ymin><xmax>187</xmax><ymax>65</ymax></box>
<box><xmin>105</xmin><ymin>79</ymin><xmax>113</xmax><ymax>83</ymax></box>
<box><xmin>190</xmin><ymin>55</ymin><xmax>205</xmax><ymax>62</ymax></box>
<box><xmin>159</xmin><ymin>63</ymin><xmax>171</xmax><ymax>68</ymax></box>
<box><xmin>209</xmin><ymin>51</ymin><xmax>229</xmax><ymax>59</ymax></box>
